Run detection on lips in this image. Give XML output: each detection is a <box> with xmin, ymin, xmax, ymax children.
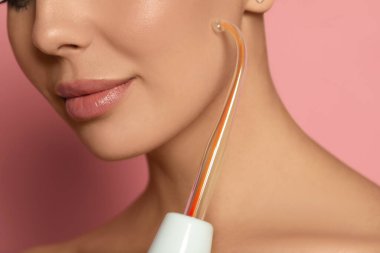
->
<box><xmin>56</xmin><ymin>77</ymin><xmax>135</xmax><ymax>121</ymax></box>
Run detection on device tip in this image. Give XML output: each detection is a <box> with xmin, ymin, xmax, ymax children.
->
<box><xmin>212</xmin><ymin>19</ymin><xmax>224</xmax><ymax>33</ymax></box>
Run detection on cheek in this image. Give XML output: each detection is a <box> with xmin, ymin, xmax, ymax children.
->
<box><xmin>105</xmin><ymin>0</ymin><xmax>236</xmax><ymax>119</ymax></box>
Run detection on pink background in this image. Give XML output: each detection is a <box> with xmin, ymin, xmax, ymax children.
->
<box><xmin>1</xmin><ymin>1</ymin><xmax>379</xmax><ymax>252</ymax></box>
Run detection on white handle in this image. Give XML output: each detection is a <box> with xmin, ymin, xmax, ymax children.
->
<box><xmin>148</xmin><ymin>212</ymin><xmax>214</xmax><ymax>253</ymax></box>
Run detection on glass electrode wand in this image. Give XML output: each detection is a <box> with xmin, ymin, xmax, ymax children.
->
<box><xmin>148</xmin><ymin>18</ymin><xmax>247</xmax><ymax>253</ymax></box>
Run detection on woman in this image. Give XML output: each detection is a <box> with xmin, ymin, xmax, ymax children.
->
<box><xmin>2</xmin><ymin>0</ymin><xmax>380</xmax><ymax>252</ymax></box>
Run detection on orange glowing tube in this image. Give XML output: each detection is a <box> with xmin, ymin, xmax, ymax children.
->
<box><xmin>184</xmin><ymin>19</ymin><xmax>247</xmax><ymax>220</ymax></box>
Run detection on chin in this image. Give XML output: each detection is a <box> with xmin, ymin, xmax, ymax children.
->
<box><xmin>72</xmin><ymin>121</ymin><xmax>159</xmax><ymax>161</ymax></box>
<box><xmin>84</xmin><ymin>142</ymin><xmax>140</xmax><ymax>161</ymax></box>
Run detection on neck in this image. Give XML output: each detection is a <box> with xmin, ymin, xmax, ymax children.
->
<box><xmin>143</xmin><ymin>13</ymin><xmax>346</xmax><ymax>240</ymax></box>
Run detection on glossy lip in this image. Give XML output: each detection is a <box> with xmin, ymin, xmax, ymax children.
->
<box><xmin>55</xmin><ymin>77</ymin><xmax>135</xmax><ymax>98</ymax></box>
<box><xmin>55</xmin><ymin>77</ymin><xmax>136</xmax><ymax>121</ymax></box>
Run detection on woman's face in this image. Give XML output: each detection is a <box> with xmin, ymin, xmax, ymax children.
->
<box><xmin>7</xmin><ymin>0</ymin><xmax>246</xmax><ymax>160</ymax></box>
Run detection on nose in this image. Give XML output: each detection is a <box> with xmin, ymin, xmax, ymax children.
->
<box><xmin>31</xmin><ymin>2</ymin><xmax>92</xmax><ymax>57</ymax></box>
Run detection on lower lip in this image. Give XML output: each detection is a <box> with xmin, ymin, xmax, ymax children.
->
<box><xmin>65</xmin><ymin>79</ymin><xmax>133</xmax><ymax>121</ymax></box>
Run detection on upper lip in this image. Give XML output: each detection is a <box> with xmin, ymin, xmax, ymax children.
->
<box><xmin>55</xmin><ymin>77</ymin><xmax>135</xmax><ymax>98</ymax></box>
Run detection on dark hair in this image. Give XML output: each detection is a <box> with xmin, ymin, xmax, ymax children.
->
<box><xmin>1</xmin><ymin>0</ymin><xmax>32</xmax><ymax>12</ymax></box>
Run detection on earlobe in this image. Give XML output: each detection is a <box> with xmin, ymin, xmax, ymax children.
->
<box><xmin>244</xmin><ymin>0</ymin><xmax>275</xmax><ymax>14</ymax></box>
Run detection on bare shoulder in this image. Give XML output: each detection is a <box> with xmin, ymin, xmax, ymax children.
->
<box><xmin>239</xmin><ymin>234</ymin><xmax>380</xmax><ymax>253</ymax></box>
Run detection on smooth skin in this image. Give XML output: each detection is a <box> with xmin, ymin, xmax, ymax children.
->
<box><xmin>5</xmin><ymin>0</ymin><xmax>380</xmax><ymax>252</ymax></box>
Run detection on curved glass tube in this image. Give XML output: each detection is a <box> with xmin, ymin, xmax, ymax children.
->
<box><xmin>184</xmin><ymin>19</ymin><xmax>248</xmax><ymax>219</ymax></box>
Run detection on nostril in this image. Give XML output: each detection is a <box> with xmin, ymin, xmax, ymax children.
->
<box><xmin>68</xmin><ymin>44</ymin><xmax>79</xmax><ymax>49</ymax></box>
<box><xmin>58</xmin><ymin>44</ymin><xmax>80</xmax><ymax>50</ymax></box>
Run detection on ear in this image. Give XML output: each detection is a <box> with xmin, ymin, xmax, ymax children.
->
<box><xmin>243</xmin><ymin>0</ymin><xmax>275</xmax><ymax>14</ymax></box>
